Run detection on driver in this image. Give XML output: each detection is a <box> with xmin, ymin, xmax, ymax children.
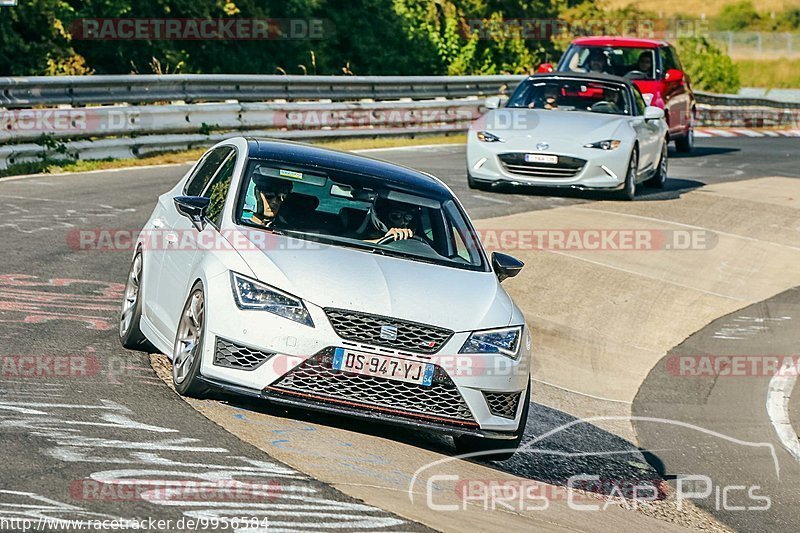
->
<box><xmin>636</xmin><ymin>51</ymin><xmax>653</xmax><ymax>77</ymax></box>
<box><xmin>543</xmin><ymin>85</ymin><xmax>559</xmax><ymax>109</ymax></box>
<box><xmin>365</xmin><ymin>200</ymin><xmax>418</xmax><ymax>242</ymax></box>
<box><xmin>586</xmin><ymin>50</ymin><xmax>608</xmax><ymax>74</ymax></box>
<box><xmin>250</xmin><ymin>177</ymin><xmax>292</xmax><ymax>226</ymax></box>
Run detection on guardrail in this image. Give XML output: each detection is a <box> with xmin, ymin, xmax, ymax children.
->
<box><xmin>1</xmin><ymin>75</ymin><xmax>798</xmax><ymax>170</ymax></box>
<box><xmin>0</xmin><ymin>74</ymin><xmax>523</xmax><ymax>107</ymax></box>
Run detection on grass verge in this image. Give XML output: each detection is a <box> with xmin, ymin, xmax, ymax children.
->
<box><xmin>0</xmin><ymin>134</ymin><xmax>467</xmax><ymax>179</ymax></box>
<box><xmin>734</xmin><ymin>58</ymin><xmax>800</xmax><ymax>89</ymax></box>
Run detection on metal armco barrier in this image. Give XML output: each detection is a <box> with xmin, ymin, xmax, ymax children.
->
<box><xmin>0</xmin><ymin>74</ymin><xmax>523</xmax><ymax>107</ymax></box>
<box><xmin>1</xmin><ymin>74</ymin><xmax>798</xmax><ymax>170</ymax></box>
<box><xmin>0</xmin><ymin>100</ymin><xmax>483</xmax><ymax>144</ymax></box>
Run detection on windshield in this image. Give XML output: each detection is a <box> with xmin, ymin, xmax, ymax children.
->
<box><xmin>506</xmin><ymin>79</ymin><xmax>631</xmax><ymax>116</ymax></box>
<box><xmin>235</xmin><ymin>159</ymin><xmax>488</xmax><ymax>271</ymax></box>
<box><xmin>560</xmin><ymin>45</ymin><xmax>657</xmax><ymax>80</ymax></box>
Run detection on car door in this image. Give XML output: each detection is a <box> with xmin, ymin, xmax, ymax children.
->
<box><xmin>151</xmin><ymin>145</ymin><xmax>234</xmax><ymax>340</ymax></box>
<box><xmin>660</xmin><ymin>46</ymin><xmax>687</xmax><ymax>135</ymax></box>
<box><xmin>630</xmin><ymin>87</ymin><xmax>661</xmax><ymax>175</ymax></box>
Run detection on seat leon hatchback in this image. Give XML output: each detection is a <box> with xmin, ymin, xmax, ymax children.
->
<box><xmin>119</xmin><ymin>137</ymin><xmax>531</xmax><ymax>460</ymax></box>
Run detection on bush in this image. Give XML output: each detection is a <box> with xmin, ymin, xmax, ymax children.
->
<box><xmin>676</xmin><ymin>36</ymin><xmax>740</xmax><ymax>94</ymax></box>
<box><xmin>713</xmin><ymin>1</ymin><xmax>760</xmax><ymax>31</ymax></box>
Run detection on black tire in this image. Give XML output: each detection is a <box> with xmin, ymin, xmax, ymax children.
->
<box><xmin>119</xmin><ymin>250</ymin><xmax>156</xmax><ymax>352</ymax></box>
<box><xmin>675</xmin><ymin>125</ymin><xmax>694</xmax><ymax>153</ymax></box>
<box><xmin>616</xmin><ymin>149</ymin><xmax>638</xmax><ymax>201</ymax></box>
<box><xmin>453</xmin><ymin>384</ymin><xmax>530</xmax><ymax>462</ymax></box>
<box><xmin>645</xmin><ymin>140</ymin><xmax>668</xmax><ymax>188</ymax></box>
<box><xmin>467</xmin><ymin>173</ymin><xmax>490</xmax><ymax>191</ymax></box>
<box><xmin>172</xmin><ymin>282</ymin><xmax>211</xmax><ymax>398</ymax></box>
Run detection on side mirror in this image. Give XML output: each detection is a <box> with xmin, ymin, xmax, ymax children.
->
<box><xmin>644</xmin><ymin>106</ymin><xmax>665</xmax><ymax>121</ymax></box>
<box><xmin>492</xmin><ymin>252</ymin><xmax>524</xmax><ymax>282</ymax></box>
<box><xmin>537</xmin><ymin>63</ymin><xmax>554</xmax><ymax>73</ymax></box>
<box><xmin>174</xmin><ymin>196</ymin><xmax>211</xmax><ymax>232</ymax></box>
<box><xmin>484</xmin><ymin>96</ymin><xmax>501</xmax><ymax>109</ymax></box>
<box><xmin>664</xmin><ymin>69</ymin><xmax>684</xmax><ymax>83</ymax></box>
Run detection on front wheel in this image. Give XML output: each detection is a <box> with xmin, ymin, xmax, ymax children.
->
<box><xmin>675</xmin><ymin>123</ymin><xmax>694</xmax><ymax>153</ymax></box>
<box><xmin>467</xmin><ymin>173</ymin><xmax>490</xmax><ymax>191</ymax></box>
<box><xmin>172</xmin><ymin>282</ymin><xmax>211</xmax><ymax>398</ymax></box>
<box><xmin>453</xmin><ymin>384</ymin><xmax>530</xmax><ymax>462</ymax></box>
<box><xmin>615</xmin><ymin>149</ymin><xmax>638</xmax><ymax>201</ymax></box>
<box><xmin>645</xmin><ymin>140</ymin><xmax>668</xmax><ymax>188</ymax></box>
<box><xmin>119</xmin><ymin>250</ymin><xmax>156</xmax><ymax>352</ymax></box>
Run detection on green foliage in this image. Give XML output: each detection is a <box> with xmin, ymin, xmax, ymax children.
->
<box><xmin>676</xmin><ymin>37</ymin><xmax>741</xmax><ymax>93</ymax></box>
<box><xmin>713</xmin><ymin>1</ymin><xmax>760</xmax><ymax>31</ymax></box>
<box><xmin>0</xmin><ymin>0</ymin><xmax>566</xmax><ymax>76</ymax></box>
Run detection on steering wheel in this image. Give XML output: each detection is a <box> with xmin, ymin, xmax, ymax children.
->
<box><xmin>376</xmin><ymin>234</ymin><xmax>430</xmax><ymax>246</ymax></box>
<box><xmin>624</xmin><ymin>70</ymin><xmax>647</xmax><ymax>79</ymax></box>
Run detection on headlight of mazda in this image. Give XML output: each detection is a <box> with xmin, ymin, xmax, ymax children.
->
<box><xmin>231</xmin><ymin>272</ymin><xmax>314</xmax><ymax>327</ymax></box>
<box><xmin>584</xmin><ymin>140</ymin><xmax>622</xmax><ymax>150</ymax></box>
<box><xmin>477</xmin><ymin>130</ymin><xmax>503</xmax><ymax>143</ymax></box>
<box><xmin>459</xmin><ymin>326</ymin><xmax>522</xmax><ymax>359</ymax></box>
<box><xmin>642</xmin><ymin>93</ymin><xmax>654</xmax><ymax>106</ymax></box>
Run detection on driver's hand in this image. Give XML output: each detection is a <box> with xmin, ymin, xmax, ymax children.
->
<box><xmin>385</xmin><ymin>228</ymin><xmax>413</xmax><ymax>241</ymax></box>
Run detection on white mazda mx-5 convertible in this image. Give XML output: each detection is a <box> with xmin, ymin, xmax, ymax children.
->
<box><xmin>467</xmin><ymin>72</ymin><xmax>669</xmax><ymax>200</ymax></box>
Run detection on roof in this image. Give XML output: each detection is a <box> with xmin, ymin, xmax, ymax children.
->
<box><xmin>527</xmin><ymin>71</ymin><xmax>635</xmax><ymax>88</ymax></box>
<box><xmin>571</xmin><ymin>36</ymin><xmax>668</xmax><ymax>48</ymax></box>
<box><xmin>245</xmin><ymin>138</ymin><xmax>452</xmax><ymax>199</ymax></box>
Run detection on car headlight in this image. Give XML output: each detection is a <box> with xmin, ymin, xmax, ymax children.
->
<box><xmin>459</xmin><ymin>326</ymin><xmax>522</xmax><ymax>359</ymax></box>
<box><xmin>230</xmin><ymin>272</ymin><xmax>314</xmax><ymax>327</ymax></box>
<box><xmin>477</xmin><ymin>130</ymin><xmax>503</xmax><ymax>143</ymax></box>
<box><xmin>584</xmin><ymin>140</ymin><xmax>622</xmax><ymax>150</ymax></box>
<box><xmin>642</xmin><ymin>93</ymin><xmax>654</xmax><ymax>106</ymax></box>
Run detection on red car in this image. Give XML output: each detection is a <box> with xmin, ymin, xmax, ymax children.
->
<box><xmin>540</xmin><ymin>37</ymin><xmax>696</xmax><ymax>152</ymax></box>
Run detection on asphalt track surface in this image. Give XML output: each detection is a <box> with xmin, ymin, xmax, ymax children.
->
<box><xmin>0</xmin><ymin>137</ymin><xmax>797</xmax><ymax>531</ymax></box>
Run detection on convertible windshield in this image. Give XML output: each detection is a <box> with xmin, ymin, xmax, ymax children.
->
<box><xmin>235</xmin><ymin>159</ymin><xmax>487</xmax><ymax>271</ymax></box>
<box><xmin>506</xmin><ymin>79</ymin><xmax>631</xmax><ymax>116</ymax></box>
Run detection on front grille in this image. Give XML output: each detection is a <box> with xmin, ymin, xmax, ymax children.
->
<box><xmin>498</xmin><ymin>152</ymin><xmax>586</xmax><ymax>179</ymax></box>
<box><xmin>213</xmin><ymin>337</ymin><xmax>274</xmax><ymax>370</ymax></box>
<box><xmin>324</xmin><ymin>308</ymin><xmax>453</xmax><ymax>354</ymax></box>
<box><xmin>267</xmin><ymin>348</ymin><xmax>475</xmax><ymax>426</ymax></box>
<box><xmin>483</xmin><ymin>391</ymin><xmax>522</xmax><ymax>419</ymax></box>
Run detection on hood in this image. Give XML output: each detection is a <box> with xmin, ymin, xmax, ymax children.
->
<box><xmin>230</xmin><ymin>229</ymin><xmax>515</xmax><ymax>332</ymax></box>
<box><xmin>474</xmin><ymin>108</ymin><xmax>627</xmax><ymax>146</ymax></box>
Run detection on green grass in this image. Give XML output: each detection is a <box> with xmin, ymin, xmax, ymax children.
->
<box><xmin>735</xmin><ymin>58</ymin><xmax>800</xmax><ymax>88</ymax></box>
<box><xmin>0</xmin><ymin>134</ymin><xmax>467</xmax><ymax>179</ymax></box>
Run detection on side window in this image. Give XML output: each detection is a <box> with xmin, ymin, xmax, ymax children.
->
<box><xmin>203</xmin><ymin>152</ymin><xmax>237</xmax><ymax>227</ymax></box>
<box><xmin>633</xmin><ymin>88</ymin><xmax>647</xmax><ymax>115</ymax></box>
<box><xmin>669</xmin><ymin>46</ymin><xmax>684</xmax><ymax>70</ymax></box>
<box><xmin>661</xmin><ymin>47</ymin><xmax>678</xmax><ymax>72</ymax></box>
<box><xmin>184</xmin><ymin>146</ymin><xmax>234</xmax><ymax>196</ymax></box>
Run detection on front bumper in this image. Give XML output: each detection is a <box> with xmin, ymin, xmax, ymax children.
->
<box><xmin>199</xmin><ymin>272</ymin><xmax>532</xmax><ymax>436</ymax></box>
<box><xmin>467</xmin><ymin>134</ymin><xmax>630</xmax><ymax>190</ymax></box>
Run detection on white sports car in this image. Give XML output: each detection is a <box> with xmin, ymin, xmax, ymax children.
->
<box><xmin>467</xmin><ymin>73</ymin><xmax>669</xmax><ymax>200</ymax></box>
<box><xmin>120</xmin><ymin>137</ymin><xmax>532</xmax><ymax>459</ymax></box>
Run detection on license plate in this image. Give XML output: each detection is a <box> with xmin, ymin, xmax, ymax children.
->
<box><xmin>332</xmin><ymin>348</ymin><xmax>434</xmax><ymax>387</ymax></box>
<box><xmin>525</xmin><ymin>153</ymin><xmax>558</xmax><ymax>164</ymax></box>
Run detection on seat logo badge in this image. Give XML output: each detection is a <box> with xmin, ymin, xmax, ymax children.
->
<box><xmin>380</xmin><ymin>325</ymin><xmax>398</xmax><ymax>341</ymax></box>
<box><xmin>536</xmin><ymin>142</ymin><xmax>549</xmax><ymax>151</ymax></box>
